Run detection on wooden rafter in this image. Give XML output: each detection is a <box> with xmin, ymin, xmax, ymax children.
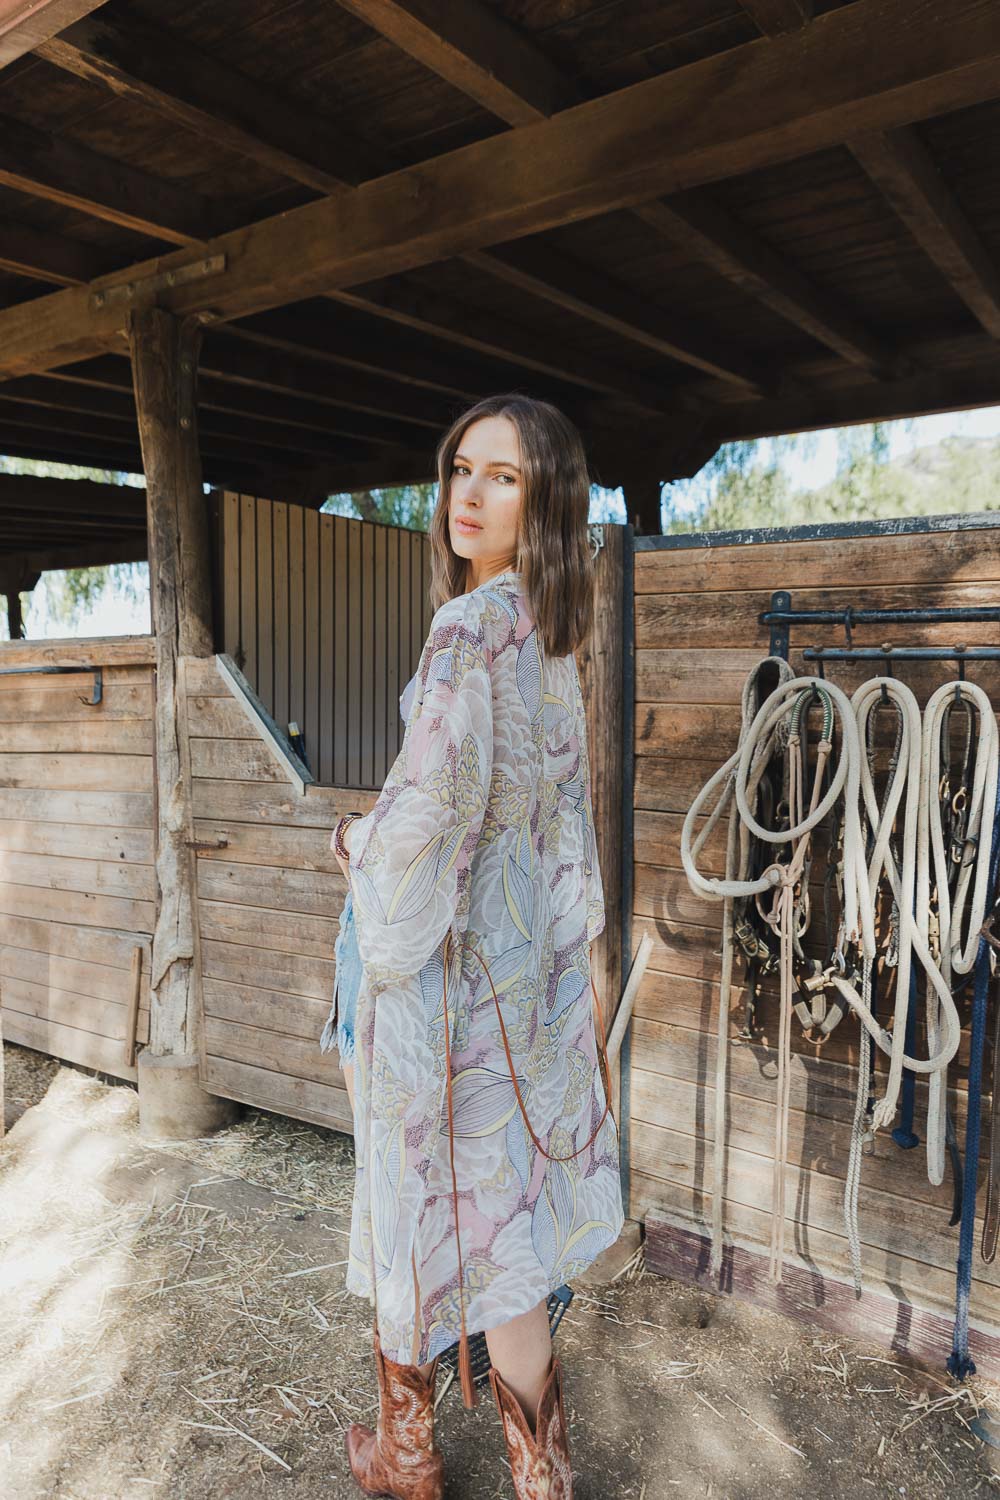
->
<box><xmin>0</xmin><ymin>219</ymin><xmax>109</xmax><ymax>285</ymax></box>
<box><xmin>9</xmin><ymin>362</ymin><xmax>430</xmax><ymax>449</ymax></box>
<box><xmin>330</xmin><ymin>278</ymin><xmax>688</xmax><ymax>412</ymax></box>
<box><xmin>713</xmin><ymin>356</ymin><xmax>1000</xmax><ymax>442</ymax></box>
<box><xmin>2</xmin><ymin>0</ymin><xmax>999</xmax><ymax>380</ymax></box>
<box><xmin>633</xmin><ymin>195</ymin><xmax>907</xmax><ymax>377</ymax></box>
<box><xmin>343</xmin><ymin>0</ymin><xmax>906</xmax><ymax>379</ymax></box>
<box><xmin>0</xmin><ymin>110</ymin><xmax>217</xmax><ymax>244</ymax></box>
<box><xmin>460</xmin><ymin>244</ymin><xmax>765</xmax><ymax>392</ymax></box>
<box><xmin>35</xmin><ymin>12</ymin><xmax>382</xmax><ymax>195</ymax></box>
<box><xmin>0</xmin><ymin>536</ymin><xmax>147</xmax><ymax>571</ymax></box>
<box><xmin>334</xmin><ymin>0</ymin><xmax>577</xmax><ymax>127</ymax></box>
<box><xmin>0</xmin><ymin>0</ymin><xmax>107</xmax><ymax>68</ymax></box>
<box><xmin>849</xmin><ymin>126</ymin><xmax>1000</xmax><ymax>341</ymax></box>
<box><xmin>14</xmin><ymin>14</ymin><xmax>725</xmax><ymax>408</ymax></box>
<box><xmin>737</xmin><ymin>0</ymin><xmax>814</xmax><ymax>36</ymax></box>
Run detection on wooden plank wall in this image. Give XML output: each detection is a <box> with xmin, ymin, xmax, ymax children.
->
<box><xmin>184</xmin><ymin>654</ymin><xmax>368</xmax><ymax>1134</ymax></box>
<box><xmin>0</xmin><ymin>639</ymin><xmax>154</xmax><ymax>1080</ymax></box>
<box><xmin>630</xmin><ymin>519</ymin><xmax>1000</xmax><ymax>1340</ymax></box>
<box><xmin>213</xmin><ymin>492</ymin><xmax>433</xmax><ymax>788</ymax></box>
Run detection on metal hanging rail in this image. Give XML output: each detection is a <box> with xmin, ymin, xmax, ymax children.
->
<box><xmin>0</xmin><ymin>663</ymin><xmax>102</xmax><ymax>703</ymax></box>
<box><xmin>760</xmin><ymin>592</ymin><xmax>1000</xmax><ymax>667</ymax></box>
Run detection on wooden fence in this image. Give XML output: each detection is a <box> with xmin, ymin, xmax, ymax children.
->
<box><xmin>211</xmin><ymin>492</ymin><xmax>433</xmax><ymax>789</ymax></box>
<box><xmin>182</xmin><ymin>652</ymin><xmax>362</xmax><ymax>1131</ymax></box>
<box><xmin>630</xmin><ymin>514</ymin><xmax>1000</xmax><ymax>1372</ymax></box>
<box><xmin>0</xmin><ymin>638</ymin><xmax>154</xmax><ymax>1080</ymax></box>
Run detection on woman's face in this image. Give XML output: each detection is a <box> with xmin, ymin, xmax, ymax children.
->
<box><xmin>448</xmin><ymin>415</ymin><xmax>522</xmax><ymax>582</ymax></box>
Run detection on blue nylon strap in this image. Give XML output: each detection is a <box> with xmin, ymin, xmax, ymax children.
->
<box><xmin>947</xmin><ymin>772</ymin><xmax>1000</xmax><ymax>1381</ymax></box>
<box><xmin>892</xmin><ymin>967</ymin><xmax>921</xmax><ymax>1150</ymax></box>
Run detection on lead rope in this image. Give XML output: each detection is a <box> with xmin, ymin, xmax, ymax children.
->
<box><xmin>712</xmin><ymin>657</ymin><xmax>794</xmax><ymax>1277</ymax></box>
<box><xmin>440</xmin><ymin>928</ymin><xmax>617</xmax><ymax>1409</ymax></box>
<box><xmin>764</xmin><ymin>689</ymin><xmax>832</xmax><ymax>1283</ymax></box>
<box><xmin>919</xmin><ymin>682</ymin><xmax>1000</xmax><ymax>1185</ymax></box>
<box><xmin>683</xmin><ymin>674</ymin><xmax>872</xmax><ymax>1284</ymax></box>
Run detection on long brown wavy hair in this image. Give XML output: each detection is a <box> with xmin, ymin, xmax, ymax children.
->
<box><xmin>427</xmin><ymin>393</ymin><xmax>596</xmax><ymax>658</ymax></box>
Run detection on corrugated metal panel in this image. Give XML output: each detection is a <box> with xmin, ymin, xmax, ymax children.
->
<box><xmin>214</xmin><ymin>492</ymin><xmax>432</xmax><ymax>789</ymax></box>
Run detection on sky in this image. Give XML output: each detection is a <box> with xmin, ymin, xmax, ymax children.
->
<box><xmin>14</xmin><ymin>402</ymin><xmax>1000</xmax><ymax>639</ymax></box>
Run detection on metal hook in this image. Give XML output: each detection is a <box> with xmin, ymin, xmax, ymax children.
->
<box><xmin>843</xmin><ymin>606</ymin><xmax>854</xmax><ymax>648</ymax></box>
<box><xmin>955</xmin><ymin>643</ymin><xmax>967</xmax><ymax>690</ymax></box>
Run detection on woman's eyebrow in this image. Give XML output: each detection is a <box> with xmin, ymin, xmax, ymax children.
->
<box><xmin>454</xmin><ymin>452</ymin><xmax>520</xmax><ymax>472</ymax></box>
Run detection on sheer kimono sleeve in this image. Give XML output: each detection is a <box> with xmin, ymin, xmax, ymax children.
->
<box><xmin>347</xmin><ymin>595</ymin><xmax>494</xmax><ymax>985</ymax></box>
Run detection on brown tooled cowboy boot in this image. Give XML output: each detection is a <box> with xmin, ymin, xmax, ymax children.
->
<box><xmin>345</xmin><ymin>1328</ymin><xmax>445</xmax><ymax>1500</ymax></box>
<box><xmin>489</xmin><ymin>1354</ymin><xmax>573</xmax><ymax>1499</ymax></box>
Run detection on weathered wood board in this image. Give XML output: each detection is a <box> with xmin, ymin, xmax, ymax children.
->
<box><xmin>633</xmin><ymin>517</ymin><xmax>1000</xmax><ymax>1366</ymax></box>
<box><xmin>0</xmin><ymin>646</ymin><xmax>154</xmax><ymax>1082</ymax></box>
<box><xmin>185</xmin><ymin>653</ymin><xmax>373</xmax><ymax>1136</ymax></box>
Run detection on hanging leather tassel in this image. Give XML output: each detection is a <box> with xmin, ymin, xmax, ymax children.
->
<box><xmin>441</xmin><ymin>929</ymin><xmax>479</xmax><ymax>1409</ymax></box>
<box><xmin>458</xmin><ymin>1327</ymin><xmax>477</xmax><ymax>1408</ymax></box>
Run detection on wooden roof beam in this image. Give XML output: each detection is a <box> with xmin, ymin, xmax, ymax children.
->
<box><xmin>42</xmin><ymin>344</ymin><xmax>452</xmax><ymax>432</ymax></box>
<box><xmin>634</xmin><ymin>194</ymin><xmax>909</xmax><ymax>377</ymax></box>
<box><xmin>0</xmin><ymin>423</ymin><xmax>378</xmax><ymax>504</ymax></box>
<box><xmin>337</xmin><ymin>0</ymin><xmax>766</xmax><ymax>390</ymax></box>
<box><xmin>0</xmin><ymin>109</ymin><xmax>219</xmax><ymax>244</ymax></box>
<box><xmin>2</xmin><ymin>0</ymin><xmax>999</xmax><ymax>379</ymax></box>
<box><xmin>346</xmin><ymin>0</ymin><xmax>905</xmax><ymax>382</ymax></box>
<box><xmin>0</xmin><ymin>535</ymin><xmax>147</xmax><ymax>572</ymax></box>
<box><xmin>711</xmin><ymin>356</ymin><xmax>1000</xmax><ymax>442</ymax></box>
<box><xmin>0</xmin><ymin>218</ymin><xmax>110</xmax><ymax>286</ymax></box>
<box><xmin>333</xmin><ymin>0</ymin><xmax>577</xmax><ymax>127</ymax></box>
<box><xmin>849</xmin><ymin>126</ymin><xmax>1000</xmax><ymax>341</ymax></box>
<box><xmin>35</xmin><ymin>12</ymin><xmax>382</xmax><ymax>195</ymax></box>
<box><xmin>30</xmin><ymin>8</ymin><xmax>732</xmax><ymax>404</ymax></box>
<box><xmin>331</xmin><ymin>277</ymin><xmax>692</xmax><ymax>413</ymax></box>
<box><xmin>461</xmin><ymin>243</ymin><xmax>765</xmax><ymax>393</ymax></box>
<box><xmin>0</xmin><ymin>0</ymin><xmax>107</xmax><ymax>69</ymax></box>
<box><xmin>737</xmin><ymin>0</ymin><xmax>814</xmax><ymax>37</ymax></box>
<box><xmin>13</xmin><ymin>365</ymin><xmax>433</xmax><ymax>449</ymax></box>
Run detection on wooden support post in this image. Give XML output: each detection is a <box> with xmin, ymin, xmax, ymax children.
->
<box><xmin>4</xmin><ymin>587</ymin><xmax>22</xmax><ymax>640</ymax></box>
<box><xmin>621</xmin><ymin>474</ymin><xmax>663</xmax><ymax>536</ymax></box>
<box><xmin>0</xmin><ymin>566</ymin><xmax>39</xmax><ymax>639</ymax></box>
<box><xmin>127</xmin><ymin>305</ymin><xmax>238</xmax><ymax>1137</ymax></box>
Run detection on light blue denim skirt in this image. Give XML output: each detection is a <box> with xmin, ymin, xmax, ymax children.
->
<box><xmin>319</xmin><ymin>886</ymin><xmax>363</xmax><ymax>1063</ymax></box>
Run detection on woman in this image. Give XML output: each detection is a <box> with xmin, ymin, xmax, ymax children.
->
<box><xmin>325</xmin><ymin>392</ymin><xmax>624</xmax><ymax>1499</ymax></box>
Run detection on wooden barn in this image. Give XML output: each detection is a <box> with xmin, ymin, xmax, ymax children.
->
<box><xmin>3</xmin><ymin>0</ymin><xmax>1000</xmax><ymax>1377</ymax></box>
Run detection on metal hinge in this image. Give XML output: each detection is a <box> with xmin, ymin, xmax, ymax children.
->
<box><xmin>91</xmin><ymin>254</ymin><xmax>226</xmax><ymax>312</ymax></box>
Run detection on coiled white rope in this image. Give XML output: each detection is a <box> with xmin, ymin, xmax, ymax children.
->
<box><xmin>918</xmin><ymin>681</ymin><xmax>1000</xmax><ymax>1183</ymax></box>
<box><xmin>682</xmin><ymin>676</ymin><xmax>874</xmax><ymax>956</ymax></box>
<box><xmin>682</xmin><ymin>668</ymin><xmax>985</xmax><ymax>1287</ymax></box>
<box><xmin>682</xmin><ymin>675</ymin><xmax>874</xmax><ymax>1283</ymax></box>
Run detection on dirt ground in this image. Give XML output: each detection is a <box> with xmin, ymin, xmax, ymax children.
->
<box><xmin>3</xmin><ymin>1043</ymin><xmax>1000</xmax><ymax>1500</ymax></box>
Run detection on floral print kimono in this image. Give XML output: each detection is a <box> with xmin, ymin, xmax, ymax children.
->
<box><xmin>344</xmin><ymin>567</ymin><xmax>624</xmax><ymax>1384</ymax></box>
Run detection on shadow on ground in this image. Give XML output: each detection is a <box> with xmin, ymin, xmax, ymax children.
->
<box><xmin>2</xmin><ymin>1042</ymin><xmax>999</xmax><ymax>1500</ymax></box>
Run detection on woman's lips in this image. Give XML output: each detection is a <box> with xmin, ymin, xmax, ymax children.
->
<box><xmin>455</xmin><ymin>517</ymin><xmax>482</xmax><ymax>533</ymax></box>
